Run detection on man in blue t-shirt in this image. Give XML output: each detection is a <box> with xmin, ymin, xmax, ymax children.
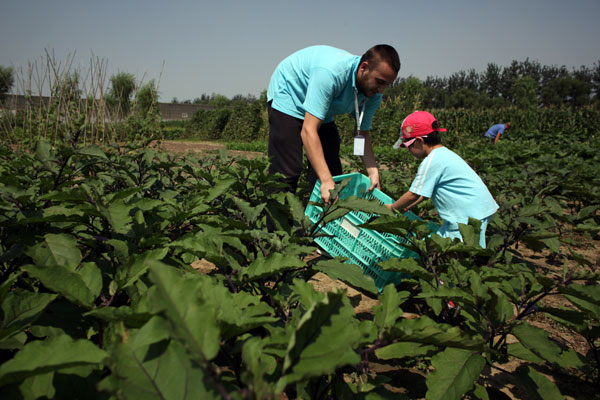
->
<box><xmin>388</xmin><ymin>111</ymin><xmax>499</xmax><ymax>248</ymax></box>
<box><xmin>484</xmin><ymin>122</ymin><xmax>512</xmax><ymax>145</ymax></box>
<box><xmin>266</xmin><ymin>45</ymin><xmax>400</xmax><ymax>203</ymax></box>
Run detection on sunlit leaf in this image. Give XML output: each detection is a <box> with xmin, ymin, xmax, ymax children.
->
<box><xmin>425</xmin><ymin>347</ymin><xmax>485</xmax><ymax>400</ymax></box>
<box><xmin>0</xmin><ymin>334</ymin><xmax>107</xmax><ymax>387</ymax></box>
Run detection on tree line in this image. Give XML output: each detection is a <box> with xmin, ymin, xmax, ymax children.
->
<box><xmin>3</xmin><ymin>58</ymin><xmax>599</xmax><ymax>112</ymax></box>
<box><xmin>169</xmin><ymin>58</ymin><xmax>600</xmax><ymax>110</ymax></box>
<box><xmin>387</xmin><ymin>59</ymin><xmax>600</xmax><ymax>109</ymax></box>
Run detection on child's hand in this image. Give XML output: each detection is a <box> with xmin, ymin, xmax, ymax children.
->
<box><xmin>385</xmin><ymin>204</ymin><xmax>394</xmax><ymax>212</ymax></box>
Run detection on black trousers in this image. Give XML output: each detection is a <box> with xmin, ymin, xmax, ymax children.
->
<box><xmin>267</xmin><ymin>102</ymin><xmax>343</xmax><ymax>193</ymax></box>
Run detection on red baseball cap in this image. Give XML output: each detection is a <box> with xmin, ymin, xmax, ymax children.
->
<box><xmin>393</xmin><ymin>111</ymin><xmax>447</xmax><ymax>149</ymax></box>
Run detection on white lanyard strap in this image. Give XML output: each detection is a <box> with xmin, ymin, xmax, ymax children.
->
<box><xmin>354</xmin><ymin>90</ymin><xmax>366</xmax><ymax>136</ymax></box>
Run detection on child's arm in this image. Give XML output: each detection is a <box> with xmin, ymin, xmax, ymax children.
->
<box><xmin>405</xmin><ymin>195</ymin><xmax>425</xmax><ymax>211</ymax></box>
<box><xmin>386</xmin><ymin>191</ymin><xmax>420</xmax><ymax>212</ymax></box>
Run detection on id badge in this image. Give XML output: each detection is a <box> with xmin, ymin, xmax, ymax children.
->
<box><xmin>353</xmin><ymin>135</ymin><xmax>365</xmax><ymax>156</ymax></box>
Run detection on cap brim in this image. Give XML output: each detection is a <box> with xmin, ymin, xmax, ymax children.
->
<box><xmin>392</xmin><ymin>137</ymin><xmax>403</xmax><ymax>149</ymax></box>
<box><xmin>401</xmin><ymin>138</ymin><xmax>417</xmax><ymax>148</ymax></box>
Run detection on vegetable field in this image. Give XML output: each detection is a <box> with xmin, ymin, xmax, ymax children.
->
<box><xmin>0</xmin><ymin>125</ymin><xmax>599</xmax><ymax>399</ymax></box>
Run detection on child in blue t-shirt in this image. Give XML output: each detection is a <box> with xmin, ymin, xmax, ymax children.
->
<box><xmin>388</xmin><ymin>111</ymin><xmax>499</xmax><ymax>248</ymax></box>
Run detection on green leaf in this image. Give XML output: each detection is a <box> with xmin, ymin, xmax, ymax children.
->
<box><xmin>518</xmin><ymin>204</ymin><xmax>545</xmax><ymax>217</ymax></box>
<box><xmin>425</xmin><ymin>348</ymin><xmax>485</xmax><ymax>400</ymax></box>
<box><xmin>278</xmin><ymin>290</ymin><xmax>361</xmax><ymax>389</ymax></box>
<box><xmin>148</xmin><ymin>262</ymin><xmax>221</xmax><ymax>362</ymax></box>
<box><xmin>373</xmin><ymin>285</ymin><xmax>409</xmax><ymax>331</ymax></box>
<box><xmin>23</xmin><ymin>264</ymin><xmax>96</xmax><ymax>308</ymax></box>
<box><xmin>576</xmin><ymin>205</ymin><xmax>598</xmax><ymax>220</ymax></box>
<box><xmin>289</xmin><ymin>279</ymin><xmax>326</xmax><ymax>311</ymax></box>
<box><xmin>244</xmin><ymin>252</ymin><xmax>305</xmax><ymax>280</ymax></box>
<box><xmin>232</xmin><ymin>197</ymin><xmax>265</xmax><ymax>224</ymax></box>
<box><xmin>514</xmin><ymin>365</ymin><xmax>563</xmax><ymax>400</ymax></box>
<box><xmin>77</xmin><ymin>262</ymin><xmax>103</xmax><ymax>300</ymax></box>
<box><xmin>507</xmin><ymin>343</ymin><xmax>545</xmax><ymax>363</ymax></box>
<box><xmin>559</xmin><ymin>284</ymin><xmax>600</xmax><ymax>317</ymax></box>
<box><xmin>415</xmin><ymin>286</ymin><xmax>475</xmax><ymax>306</ymax></box>
<box><xmin>17</xmin><ymin>371</ymin><xmax>55</xmax><ymax>399</ymax></box>
<box><xmin>34</xmin><ymin>139</ymin><xmax>56</xmax><ymax>169</ymax></box>
<box><xmin>489</xmin><ymin>288</ymin><xmax>514</xmax><ymax>324</ymax></box>
<box><xmin>471</xmin><ymin>383</ymin><xmax>490</xmax><ymax>400</ymax></box>
<box><xmin>100</xmin><ymin>323</ymin><xmax>220</xmax><ymax>399</ymax></box>
<box><xmin>84</xmin><ymin>306</ymin><xmax>152</xmax><ymax>328</ymax></box>
<box><xmin>99</xmin><ymin>200</ymin><xmax>133</xmax><ymax>235</ymax></box>
<box><xmin>511</xmin><ymin>323</ymin><xmax>563</xmax><ymax>366</ymax></box>
<box><xmin>205</xmin><ymin>177</ymin><xmax>236</xmax><ymax>202</ymax></box>
<box><xmin>286</xmin><ymin>192</ymin><xmax>308</xmax><ymax>224</ymax></box>
<box><xmin>0</xmin><ymin>331</ymin><xmax>27</xmax><ymax>350</ymax></box>
<box><xmin>312</xmin><ymin>258</ymin><xmax>378</xmax><ymax>295</ymax></box>
<box><xmin>537</xmin><ymin>305</ymin><xmax>587</xmax><ymax>332</ymax></box>
<box><xmin>379</xmin><ymin>257</ymin><xmax>433</xmax><ymax>281</ymax></box>
<box><xmin>0</xmin><ymin>290</ymin><xmax>57</xmax><ymax>341</ymax></box>
<box><xmin>241</xmin><ymin>337</ymin><xmax>278</xmax><ymax>399</ymax></box>
<box><xmin>458</xmin><ymin>218</ymin><xmax>482</xmax><ymax>248</ymax></box>
<box><xmin>541</xmin><ymin>236</ymin><xmax>561</xmax><ymax>253</ymax></box>
<box><xmin>25</xmin><ymin>233</ymin><xmax>82</xmax><ymax>270</ymax></box>
<box><xmin>77</xmin><ymin>144</ymin><xmax>109</xmax><ymax>160</ymax></box>
<box><xmin>0</xmin><ymin>334</ymin><xmax>107</xmax><ymax>387</ymax></box>
<box><xmin>375</xmin><ymin>341</ymin><xmax>437</xmax><ymax>360</ymax></box>
<box><xmin>116</xmin><ymin>248</ymin><xmax>169</xmax><ymax>289</ymax></box>
<box><xmin>336</xmin><ymin>196</ymin><xmax>394</xmax><ymax>217</ymax></box>
<box><xmin>0</xmin><ymin>272</ymin><xmax>22</xmax><ymax>301</ymax></box>
<box><xmin>390</xmin><ymin>317</ymin><xmax>486</xmax><ymax>352</ymax></box>
<box><xmin>195</xmin><ymin>278</ymin><xmax>277</xmax><ymax>340</ymax></box>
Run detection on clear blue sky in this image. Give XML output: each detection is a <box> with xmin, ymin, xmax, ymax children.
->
<box><xmin>2</xmin><ymin>0</ymin><xmax>599</xmax><ymax>102</ymax></box>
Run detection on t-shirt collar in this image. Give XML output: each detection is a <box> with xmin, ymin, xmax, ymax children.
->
<box><xmin>351</xmin><ymin>57</ymin><xmax>360</xmax><ymax>92</ymax></box>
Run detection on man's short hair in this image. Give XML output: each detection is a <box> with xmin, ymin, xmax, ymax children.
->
<box><xmin>360</xmin><ymin>45</ymin><xmax>401</xmax><ymax>73</ymax></box>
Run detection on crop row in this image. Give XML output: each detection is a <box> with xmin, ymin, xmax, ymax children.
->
<box><xmin>0</xmin><ymin>131</ymin><xmax>599</xmax><ymax>399</ymax></box>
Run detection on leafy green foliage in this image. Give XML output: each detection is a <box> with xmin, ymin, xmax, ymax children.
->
<box><xmin>0</xmin><ymin>65</ymin><xmax>13</xmax><ymax>101</ymax></box>
<box><xmin>0</xmin><ymin>127</ymin><xmax>598</xmax><ymax>400</ymax></box>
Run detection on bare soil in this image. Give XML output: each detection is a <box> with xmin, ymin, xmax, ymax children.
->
<box><xmin>163</xmin><ymin>140</ymin><xmax>600</xmax><ymax>400</ymax></box>
<box><xmin>155</xmin><ymin>140</ymin><xmax>264</xmax><ymax>159</ymax></box>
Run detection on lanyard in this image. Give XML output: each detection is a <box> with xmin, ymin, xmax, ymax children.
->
<box><xmin>354</xmin><ymin>90</ymin><xmax>366</xmax><ymax>136</ymax></box>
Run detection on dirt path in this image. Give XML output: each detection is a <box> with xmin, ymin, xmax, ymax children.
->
<box><xmin>156</xmin><ymin>140</ymin><xmax>264</xmax><ymax>159</ymax></box>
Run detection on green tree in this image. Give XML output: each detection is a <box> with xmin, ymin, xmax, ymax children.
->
<box><xmin>542</xmin><ymin>76</ymin><xmax>591</xmax><ymax>107</ymax></box>
<box><xmin>399</xmin><ymin>76</ymin><xmax>424</xmax><ymax>112</ymax></box>
<box><xmin>135</xmin><ymin>79</ymin><xmax>159</xmax><ymax>117</ymax></box>
<box><xmin>107</xmin><ymin>72</ymin><xmax>136</xmax><ymax>117</ymax></box>
<box><xmin>480</xmin><ymin>63</ymin><xmax>503</xmax><ymax>99</ymax></box>
<box><xmin>209</xmin><ymin>93</ymin><xmax>230</xmax><ymax>108</ymax></box>
<box><xmin>511</xmin><ymin>76</ymin><xmax>539</xmax><ymax>109</ymax></box>
<box><xmin>592</xmin><ymin>60</ymin><xmax>600</xmax><ymax>101</ymax></box>
<box><xmin>447</xmin><ymin>87</ymin><xmax>482</xmax><ymax>109</ymax></box>
<box><xmin>0</xmin><ymin>65</ymin><xmax>14</xmax><ymax>101</ymax></box>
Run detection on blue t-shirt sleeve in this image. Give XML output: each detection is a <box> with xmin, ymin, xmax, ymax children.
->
<box><xmin>303</xmin><ymin>67</ymin><xmax>335</xmax><ymax>121</ymax></box>
<box><xmin>409</xmin><ymin>154</ymin><xmax>440</xmax><ymax>198</ymax></box>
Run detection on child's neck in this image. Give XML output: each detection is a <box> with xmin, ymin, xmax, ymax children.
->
<box><xmin>423</xmin><ymin>144</ymin><xmax>443</xmax><ymax>156</ymax></box>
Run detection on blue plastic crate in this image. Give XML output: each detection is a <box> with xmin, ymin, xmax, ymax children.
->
<box><xmin>305</xmin><ymin>173</ymin><xmax>435</xmax><ymax>291</ymax></box>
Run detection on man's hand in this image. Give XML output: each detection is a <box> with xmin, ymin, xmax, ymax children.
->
<box><xmin>360</xmin><ymin>132</ymin><xmax>380</xmax><ymax>191</ymax></box>
<box><xmin>320</xmin><ymin>179</ymin><xmax>335</xmax><ymax>203</ymax></box>
<box><xmin>367</xmin><ymin>168</ymin><xmax>380</xmax><ymax>192</ymax></box>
